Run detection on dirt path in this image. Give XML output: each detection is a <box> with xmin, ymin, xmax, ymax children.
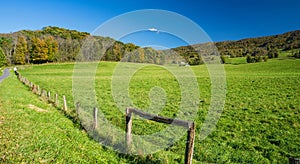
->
<box><xmin>0</xmin><ymin>68</ymin><xmax>10</xmax><ymax>83</ymax></box>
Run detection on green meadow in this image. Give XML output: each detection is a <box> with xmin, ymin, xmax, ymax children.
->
<box><xmin>1</xmin><ymin>56</ymin><xmax>299</xmax><ymax>163</ymax></box>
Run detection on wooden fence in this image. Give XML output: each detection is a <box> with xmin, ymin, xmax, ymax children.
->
<box><xmin>125</xmin><ymin>108</ymin><xmax>195</xmax><ymax>164</ymax></box>
<box><xmin>17</xmin><ymin>73</ymin><xmax>196</xmax><ymax>164</ymax></box>
<box><xmin>17</xmin><ymin>74</ymin><xmax>69</xmax><ymax>113</ymax></box>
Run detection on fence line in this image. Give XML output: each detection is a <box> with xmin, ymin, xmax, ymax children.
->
<box><xmin>17</xmin><ymin>73</ymin><xmax>68</xmax><ymax>114</ymax></box>
<box><xmin>17</xmin><ymin>73</ymin><xmax>196</xmax><ymax>164</ymax></box>
<box><xmin>125</xmin><ymin>108</ymin><xmax>195</xmax><ymax>164</ymax></box>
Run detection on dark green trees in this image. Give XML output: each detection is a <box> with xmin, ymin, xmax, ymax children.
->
<box><xmin>293</xmin><ymin>50</ymin><xmax>300</xmax><ymax>58</ymax></box>
<box><xmin>267</xmin><ymin>49</ymin><xmax>279</xmax><ymax>59</ymax></box>
<box><xmin>220</xmin><ymin>55</ymin><xmax>226</xmax><ymax>64</ymax></box>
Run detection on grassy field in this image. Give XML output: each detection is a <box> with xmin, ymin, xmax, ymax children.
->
<box><xmin>0</xmin><ymin>73</ymin><xmax>133</xmax><ymax>163</ymax></box>
<box><xmin>1</xmin><ymin>56</ymin><xmax>300</xmax><ymax>163</ymax></box>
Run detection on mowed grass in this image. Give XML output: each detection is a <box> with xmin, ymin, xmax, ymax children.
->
<box><xmin>11</xmin><ymin>57</ymin><xmax>300</xmax><ymax>163</ymax></box>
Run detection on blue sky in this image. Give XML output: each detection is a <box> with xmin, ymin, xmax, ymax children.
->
<box><xmin>0</xmin><ymin>0</ymin><xmax>299</xmax><ymax>48</ymax></box>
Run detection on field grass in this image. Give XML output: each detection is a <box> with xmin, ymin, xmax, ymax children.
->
<box><xmin>2</xmin><ymin>56</ymin><xmax>300</xmax><ymax>163</ymax></box>
<box><xmin>0</xmin><ymin>73</ymin><xmax>139</xmax><ymax>163</ymax></box>
<box><xmin>223</xmin><ymin>56</ymin><xmax>247</xmax><ymax>64</ymax></box>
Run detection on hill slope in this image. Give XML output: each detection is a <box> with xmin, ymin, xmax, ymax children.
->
<box><xmin>0</xmin><ymin>26</ymin><xmax>299</xmax><ymax>66</ymax></box>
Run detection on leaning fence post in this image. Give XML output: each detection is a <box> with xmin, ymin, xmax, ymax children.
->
<box><xmin>31</xmin><ymin>84</ymin><xmax>36</xmax><ymax>94</ymax></box>
<box><xmin>43</xmin><ymin>89</ymin><xmax>47</xmax><ymax>98</ymax></box>
<box><xmin>41</xmin><ymin>89</ymin><xmax>45</xmax><ymax>97</ymax></box>
<box><xmin>93</xmin><ymin>107</ymin><xmax>98</xmax><ymax>130</ymax></box>
<box><xmin>25</xmin><ymin>78</ymin><xmax>29</xmax><ymax>86</ymax></box>
<box><xmin>125</xmin><ymin>108</ymin><xmax>133</xmax><ymax>152</ymax></box>
<box><xmin>185</xmin><ymin>122</ymin><xmax>195</xmax><ymax>164</ymax></box>
<box><xmin>63</xmin><ymin>95</ymin><xmax>67</xmax><ymax>112</ymax></box>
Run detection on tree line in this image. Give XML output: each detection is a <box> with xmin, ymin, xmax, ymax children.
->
<box><xmin>0</xmin><ymin>26</ymin><xmax>173</xmax><ymax>67</ymax></box>
<box><xmin>171</xmin><ymin>30</ymin><xmax>300</xmax><ymax>64</ymax></box>
<box><xmin>0</xmin><ymin>26</ymin><xmax>300</xmax><ymax>68</ymax></box>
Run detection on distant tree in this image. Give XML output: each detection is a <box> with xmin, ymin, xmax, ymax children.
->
<box><xmin>0</xmin><ymin>47</ymin><xmax>7</xmax><ymax>67</ymax></box>
<box><xmin>124</xmin><ymin>43</ymin><xmax>139</xmax><ymax>53</ymax></box>
<box><xmin>13</xmin><ymin>36</ymin><xmax>28</xmax><ymax>65</ymax></box>
<box><xmin>267</xmin><ymin>49</ymin><xmax>279</xmax><ymax>58</ymax></box>
<box><xmin>44</xmin><ymin>36</ymin><xmax>58</xmax><ymax>62</ymax></box>
<box><xmin>30</xmin><ymin>37</ymin><xmax>48</xmax><ymax>63</ymax></box>
<box><xmin>293</xmin><ymin>51</ymin><xmax>300</xmax><ymax>58</ymax></box>
<box><xmin>138</xmin><ymin>48</ymin><xmax>145</xmax><ymax>63</ymax></box>
<box><xmin>256</xmin><ymin>56</ymin><xmax>263</xmax><ymax>62</ymax></box>
<box><xmin>246</xmin><ymin>55</ymin><xmax>252</xmax><ymax>63</ymax></box>
<box><xmin>0</xmin><ymin>37</ymin><xmax>14</xmax><ymax>65</ymax></box>
<box><xmin>220</xmin><ymin>55</ymin><xmax>226</xmax><ymax>64</ymax></box>
<box><xmin>112</xmin><ymin>41</ymin><xmax>124</xmax><ymax>61</ymax></box>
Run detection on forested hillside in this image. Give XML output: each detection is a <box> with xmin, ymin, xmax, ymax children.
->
<box><xmin>0</xmin><ymin>26</ymin><xmax>140</xmax><ymax>66</ymax></box>
<box><xmin>172</xmin><ymin>30</ymin><xmax>300</xmax><ymax>64</ymax></box>
<box><xmin>0</xmin><ymin>26</ymin><xmax>299</xmax><ymax>67</ymax></box>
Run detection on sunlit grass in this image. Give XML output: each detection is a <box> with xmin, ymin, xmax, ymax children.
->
<box><xmin>13</xmin><ymin>57</ymin><xmax>300</xmax><ymax>163</ymax></box>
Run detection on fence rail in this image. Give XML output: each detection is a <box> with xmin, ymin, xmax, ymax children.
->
<box><xmin>125</xmin><ymin>108</ymin><xmax>195</xmax><ymax>164</ymax></box>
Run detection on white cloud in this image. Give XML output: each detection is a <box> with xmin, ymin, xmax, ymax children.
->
<box><xmin>148</xmin><ymin>27</ymin><xmax>158</xmax><ymax>32</ymax></box>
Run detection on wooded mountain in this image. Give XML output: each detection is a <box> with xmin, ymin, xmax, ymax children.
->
<box><xmin>171</xmin><ymin>30</ymin><xmax>300</xmax><ymax>64</ymax></box>
<box><xmin>0</xmin><ymin>26</ymin><xmax>299</xmax><ymax>67</ymax></box>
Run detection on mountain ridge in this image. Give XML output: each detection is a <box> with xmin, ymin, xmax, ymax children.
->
<box><xmin>0</xmin><ymin>26</ymin><xmax>299</xmax><ymax>67</ymax></box>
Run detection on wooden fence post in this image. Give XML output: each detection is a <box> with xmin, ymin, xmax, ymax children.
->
<box><xmin>63</xmin><ymin>95</ymin><xmax>67</xmax><ymax>112</ymax></box>
<box><xmin>124</xmin><ymin>108</ymin><xmax>195</xmax><ymax>163</ymax></box>
<box><xmin>185</xmin><ymin>122</ymin><xmax>195</xmax><ymax>164</ymax></box>
<box><xmin>43</xmin><ymin>89</ymin><xmax>47</xmax><ymax>98</ymax></box>
<box><xmin>47</xmin><ymin>91</ymin><xmax>51</xmax><ymax>102</ymax></box>
<box><xmin>25</xmin><ymin>78</ymin><xmax>29</xmax><ymax>86</ymax></box>
<box><xmin>41</xmin><ymin>89</ymin><xmax>45</xmax><ymax>97</ymax></box>
<box><xmin>125</xmin><ymin>108</ymin><xmax>133</xmax><ymax>152</ymax></box>
<box><xmin>31</xmin><ymin>84</ymin><xmax>36</xmax><ymax>94</ymax></box>
<box><xmin>55</xmin><ymin>94</ymin><xmax>58</xmax><ymax>106</ymax></box>
<box><xmin>93</xmin><ymin>107</ymin><xmax>98</xmax><ymax>130</ymax></box>
<box><xmin>37</xmin><ymin>85</ymin><xmax>40</xmax><ymax>95</ymax></box>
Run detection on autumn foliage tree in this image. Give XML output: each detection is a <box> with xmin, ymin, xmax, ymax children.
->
<box><xmin>44</xmin><ymin>36</ymin><xmax>58</xmax><ymax>62</ymax></box>
<box><xmin>30</xmin><ymin>37</ymin><xmax>48</xmax><ymax>63</ymax></box>
<box><xmin>0</xmin><ymin>26</ymin><xmax>299</xmax><ymax>65</ymax></box>
<box><xmin>14</xmin><ymin>36</ymin><xmax>28</xmax><ymax>65</ymax></box>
